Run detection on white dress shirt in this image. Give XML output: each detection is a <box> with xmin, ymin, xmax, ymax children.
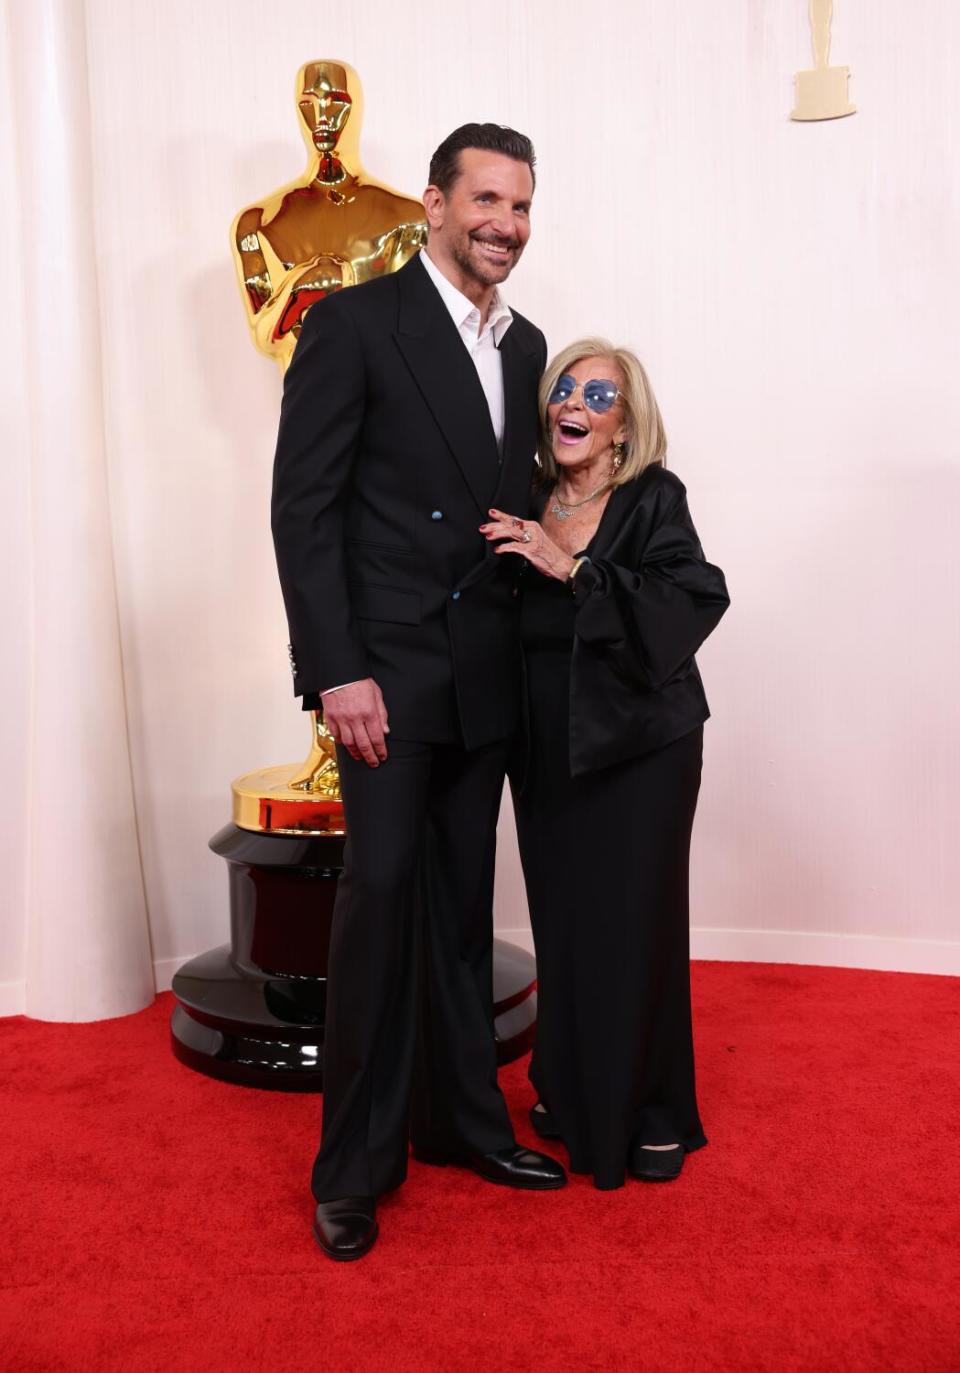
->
<box><xmin>419</xmin><ymin>247</ymin><xmax>513</xmax><ymax>449</ymax></box>
<box><xmin>322</xmin><ymin>251</ymin><xmax>514</xmax><ymax>698</ymax></box>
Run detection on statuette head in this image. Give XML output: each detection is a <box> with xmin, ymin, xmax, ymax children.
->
<box><xmin>297</xmin><ymin>61</ymin><xmax>358</xmax><ymax>154</ymax></box>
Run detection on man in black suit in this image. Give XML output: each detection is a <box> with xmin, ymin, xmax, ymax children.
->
<box><xmin>271</xmin><ymin>123</ymin><xmax>565</xmax><ymax>1261</ymax></box>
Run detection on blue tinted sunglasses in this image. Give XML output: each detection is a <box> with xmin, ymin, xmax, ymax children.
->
<box><xmin>548</xmin><ymin>373</ymin><xmax>623</xmax><ymax>414</ymax></box>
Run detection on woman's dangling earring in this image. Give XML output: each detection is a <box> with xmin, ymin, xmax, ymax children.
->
<box><xmin>611</xmin><ymin>440</ymin><xmax>627</xmax><ymax>474</ymax></box>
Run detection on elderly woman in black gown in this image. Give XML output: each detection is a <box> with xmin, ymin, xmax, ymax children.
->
<box><xmin>480</xmin><ymin>339</ymin><xmax>729</xmax><ymax>1190</ymax></box>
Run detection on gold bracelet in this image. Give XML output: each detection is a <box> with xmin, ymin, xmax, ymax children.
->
<box><xmin>567</xmin><ymin>557</ymin><xmax>586</xmax><ymax>587</ymax></box>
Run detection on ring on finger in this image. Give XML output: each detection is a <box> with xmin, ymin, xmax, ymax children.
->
<box><xmin>521</xmin><ymin>529</ymin><xmax>532</xmax><ymax>543</ymax></box>
<box><xmin>511</xmin><ymin>517</ymin><xmax>523</xmax><ymax>528</ymax></box>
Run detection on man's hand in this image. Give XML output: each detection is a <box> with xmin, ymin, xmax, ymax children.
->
<box><xmin>320</xmin><ymin>678</ymin><xmax>390</xmax><ymax>768</ymax></box>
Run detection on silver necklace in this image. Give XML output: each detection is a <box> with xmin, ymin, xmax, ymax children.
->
<box><xmin>549</xmin><ymin>480</ymin><xmax>610</xmax><ymax>521</ymax></box>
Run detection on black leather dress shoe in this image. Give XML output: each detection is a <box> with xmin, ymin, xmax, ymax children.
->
<box><xmin>627</xmin><ymin>1143</ymin><xmax>685</xmax><ymax>1182</ymax></box>
<box><xmin>528</xmin><ymin>1102</ymin><xmax>562</xmax><ymax>1140</ymax></box>
<box><xmin>312</xmin><ymin>1196</ymin><xmax>378</xmax><ymax>1261</ymax></box>
<box><xmin>414</xmin><ymin>1144</ymin><xmax>566</xmax><ymax>1190</ymax></box>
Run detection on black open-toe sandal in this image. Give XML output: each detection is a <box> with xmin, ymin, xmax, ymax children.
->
<box><xmin>628</xmin><ymin>1142</ymin><xmax>685</xmax><ymax>1181</ymax></box>
<box><xmin>528</xmin><ymin>1102</ymin><xmax>562</xmax><ymax>1140</ymax></box>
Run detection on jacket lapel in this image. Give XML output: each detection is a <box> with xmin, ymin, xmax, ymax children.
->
<box><xmin>587</xmin><ymin>466</ymin><xmax>665</xmax><ymax>558</ymax></box>
<box><xmin>584</xmin><ymin>481</ymin><xmax>633</xmax><ymax>558</ymax></box>
<box><xmin>393</xmin><ymin>256</ymin><xmax>500</xmax><ymax>513</ymax></box>
<box><xmin>491</xmin><ymin>323</ymin><xmax>540</xmax><ymax>515</ymax></box>
<box><xmin>498</xmin><ymin>323</ymin><xmax>537</xmax><ymax>468</ymax></box>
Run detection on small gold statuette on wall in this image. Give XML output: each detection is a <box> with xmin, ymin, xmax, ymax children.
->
<box><xmin>230</xmin><ymin>62</ymin><xmax>428</xmax><ymax>830</ymax></box>
<box><xmin>791</xmin><ymin>0</ymin><xmax>856</xmax><ymax>121</ymax></box>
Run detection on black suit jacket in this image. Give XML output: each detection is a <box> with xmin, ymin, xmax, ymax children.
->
<box><xmin>529</xmin><ymin>464</ymin><xmax>730</xmax><ymax>776</ymax></box>
<box><xmin>271</xmin><ymin>253</ymin><xmax>547</xmax><ymax>747</ymax></box>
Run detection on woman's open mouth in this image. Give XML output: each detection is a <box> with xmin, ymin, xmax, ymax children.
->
<box><xmin>556</xmin><ymin>420</ymin><xmax>589</xmax><ymax>445</ymax></box>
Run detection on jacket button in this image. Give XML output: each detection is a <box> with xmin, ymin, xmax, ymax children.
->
<box><xmin>451</xmin><ymin>591</ymin><xmax>461</xmax><ymax>601</ymax></box>
<box><xmin>431</xmin><ymin>509</ymin><xmax>444</xmax><ymax>521</ymax></box>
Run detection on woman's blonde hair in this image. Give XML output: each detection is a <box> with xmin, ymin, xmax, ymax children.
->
<box><xmin>537</xmin><ymin>338</ymin><xmax>667</xmax><ymax>487</ymax></box>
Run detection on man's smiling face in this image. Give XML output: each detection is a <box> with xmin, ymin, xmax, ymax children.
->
<box><xmin>426</xmin><ymin>149</ymin><xmax>533</xmax><ymax>292</ymax></box>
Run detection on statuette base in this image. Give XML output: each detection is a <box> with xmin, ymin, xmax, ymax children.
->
<box><xmin>791</xmin><ymin>65</ymin><xmax>856</xmax><ymax>121</ymax></box>
<box><xmin>232</xmin><ymin>763</ymin><xmax>345</xmax><ymax>835</ymax></box>
<box><xmin>170</xmin><ymin>825</ymin><xmax>537</xmax><ymax>1091</ymax></box>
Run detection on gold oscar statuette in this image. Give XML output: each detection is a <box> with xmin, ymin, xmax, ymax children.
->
<box><xmin>229</xmin><ymin>61</ymin><xmax>428</xmax><ymax>833</ymax></box>
<box><xmin>791</xmin><ymin>0</ymin><xmax>856</xmax><ymax>121</ymax></box>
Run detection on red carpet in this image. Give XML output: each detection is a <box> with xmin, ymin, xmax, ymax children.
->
<box><xmin>2</xmin><ymin>963</ymin><xmax>958</xmax><ymax>1371</ymax></box>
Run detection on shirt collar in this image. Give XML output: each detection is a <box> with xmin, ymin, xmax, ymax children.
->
<box><xmin>419</xmin><ymin>249</ymin><xmax>514</xmax><ymax>346</ymax></box>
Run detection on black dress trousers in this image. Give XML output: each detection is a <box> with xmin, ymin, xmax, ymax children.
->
<box><xmin>311</xmin><ymin>737</ymin><xmax>516</xmax><ymax>1203</ymax></box>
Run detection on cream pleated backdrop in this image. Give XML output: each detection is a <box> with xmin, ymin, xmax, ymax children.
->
<box><xmin>1</xmin><ymin>0</ymin><xmax>958</xmax><ymax>1020</ymax></box>
<box><xmin>5</xmin><ymin>0</ymin><xmax>153</xmax><ymax>1019</ymax></box>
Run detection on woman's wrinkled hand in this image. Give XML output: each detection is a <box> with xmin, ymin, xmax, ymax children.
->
<box><xmin>479</xmin><ymin>509</ymin><xmax>577</xmax><ymax>582</ymax></box>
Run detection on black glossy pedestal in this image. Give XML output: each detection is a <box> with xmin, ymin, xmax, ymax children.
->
<box><xmin>171</xmin><ymin>823</ymin><xmax>536</xmax><ymax>1091</ymax></box>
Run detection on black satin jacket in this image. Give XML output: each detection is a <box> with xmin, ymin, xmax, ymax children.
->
<box><xmin>530</xmin><ymin>464</ymin><xmax>730</xmax><ymax>777</ymax></box>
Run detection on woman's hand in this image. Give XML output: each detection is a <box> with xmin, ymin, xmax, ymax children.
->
<box><xmin>480</xmin><ymin>509</ymin><xmax>577</xmax><ymax>582</ymax></box>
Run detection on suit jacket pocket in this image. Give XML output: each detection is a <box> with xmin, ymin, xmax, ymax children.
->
<box><xmin>349</xmin><ymin>581</ymin><xmax>422</xmax><ymax>625</ymax></box>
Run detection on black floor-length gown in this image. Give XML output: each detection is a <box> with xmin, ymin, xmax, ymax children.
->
<box><xmin>512</xmin><ymin>471</ymin><xmax>727</xmax><ymax>1190</ymax></box>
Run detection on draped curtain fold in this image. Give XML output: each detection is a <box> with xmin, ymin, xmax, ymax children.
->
<box><xmin>8</xmin><ymin>0</ymin><xmax>154</xmax><ymax>1020</ymax></box>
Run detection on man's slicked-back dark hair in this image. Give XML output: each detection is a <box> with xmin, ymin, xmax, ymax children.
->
<box><xmin>428</xmin><ymin>123</ymin><xmax>536</xmax><ymax>196</ymax></box>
